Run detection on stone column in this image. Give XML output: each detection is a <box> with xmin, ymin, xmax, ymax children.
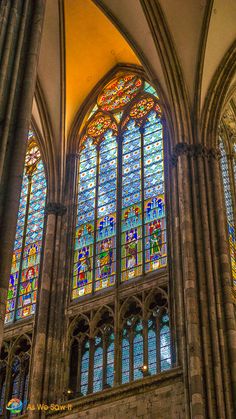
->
<box><xmin>171</xmin><ymin>144</ymin><xmax>236</xmax><ymax>419</ymax></box>
<box><xmin>0</xmin><ymin>0</ymin><xmax>46</xmax><ymax>349</ymax></box>
<box><xmin>29</xmin><ymin>203</ymin><xmax>66</xmax><ymax>417</ymax></box>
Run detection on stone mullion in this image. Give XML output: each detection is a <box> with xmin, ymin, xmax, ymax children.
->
<box><xmin>189</xmin><ymin>155</ymin><xmax>216</xmax><ymax>418</ymax></box>
<box><xmin>170</xmin><ymin>162</ymin><xmax>191</xmax><ymax>418</ymax></box>
<box><xmin>28</xmin><ymin>211</ymin><xmax>57</xmax><ymax>416</ymax></box>
<box><xmin>210</xmin><ymin>156</ymin><xmax>236</xmax><ymax>413</ymax></box>
<box><xmin>176</xmin><ymin>153</ymin><xmax>206</xmax><ymax>418</ymax></box>
<box><xmin>196</xmin><ymin>154</ymin><xmax>227</xmax><ymax>416</ymax></box>
<box><xmin>205</xmin><ymin>155</ymin><xmax>234</xmax><ymax>418</ymax></box>
<box><xmin>0</xmin><ymin>0</ymin><xmax>46</xmax><ymax>350</ymax></box>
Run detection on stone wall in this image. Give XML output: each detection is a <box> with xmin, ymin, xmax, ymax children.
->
<box><xmin>49</xmin><ymin>368</ymin><xmax>185</xmax><ymax>419</ymax></box>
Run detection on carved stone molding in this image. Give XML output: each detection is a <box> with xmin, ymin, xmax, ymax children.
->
<box><xmin>45</xmin><ymin>202</ymin><xmax>67</xmax><ymax>216</ymax></box>
<box><xmin>171</xmin><ymin>143</ymin><xmax>221</xmax><ymax>166</ymax></box>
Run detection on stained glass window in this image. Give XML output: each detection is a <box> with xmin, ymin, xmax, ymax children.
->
<box><xmin>121</xmin><ymin>328</ymin><xmax>130</xmax><ymax>384</ymax></box>
<box><xmin>5</xmin><ymin>130</ymin><xmax>47</xmax><ymax>323</ymax></box>
<box><xmin>73</xmin><ymin>73</ymin><xmax>166</xmax><ymax>299</ymax></box>
<box><xmin>219</xmin><ymin>139</ymin><xmax>236</xmax><ymax>284</ymax></box>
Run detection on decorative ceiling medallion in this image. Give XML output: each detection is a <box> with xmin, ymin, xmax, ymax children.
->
<box><xmin>97</xmin><ymin>74</ymin><xmax>142</xmax><ymax>112</ymax></box>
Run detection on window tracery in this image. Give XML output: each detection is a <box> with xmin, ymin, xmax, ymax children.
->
<box><xmin>5</xmin><ymin>130</ymin><xmax>47</xmax><ymax>324</ymax></box>
<box><xmin>68</xmin><ymin>289</ymin><xmax>173</xmax><ymax>398</ymax></box>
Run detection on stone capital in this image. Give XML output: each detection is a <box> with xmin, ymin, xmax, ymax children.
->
<box><xmin>45</xmin><ymin>202</ymin><xmax>67</xmax><ymax>216</ymax></box>
<box><xmin>171</xmin><ymin>143</ymin><xmax>221</xmax><ymax>166</ymax></box>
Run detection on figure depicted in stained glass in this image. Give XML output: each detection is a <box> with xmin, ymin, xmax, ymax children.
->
<box><xmin>97</xmin><ymin>238</ymin><xmax>113</xmax><ymax>280</ymax></box>
<box><xmin>77</xmin><ymin>247</ymin><xmax>91</xmax><ymax>286</ymax></box>
<box><xmin>149</xmin><ymin>220</ymin><xmax>162</xmax><ymax>269</ymax></box>
<box><xmin>125</xmin><ymin>229</ymin><xmax>138</xmax><ymax>276</ymax></box>
<box><xmin>27</xmin><ymin>244</ymin><xmax>37</xmax><ymax>267</ymax></box>
<box><xmin>123</xmin><ymin>206</ymin><xmax>140</xmax><ymax>230</ymax></box>
<box><xmin>77</xmin><ymin>224</ymin><xmax>93</xmax><ymax>248</ymax></box>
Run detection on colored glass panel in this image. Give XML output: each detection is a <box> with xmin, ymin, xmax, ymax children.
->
<box><xmin>5</xmin><ymin>134</ymin><xmax>46</xmax><ymax>324</ymax></box>
<box><xmin>93</xmin><ymin>336</ymin><xmax>103</xmax><ymax>392</ymax></box>
<box><xmin>106</xmin><ymin>333</ymin><xmax>114</xmax><ymax>387</ymax></box>
<box><xmin>97</xmin><ymin>74</ymin><xmax>142</xmax><ymax>112</ymax></box>
<box><xmin>121</xmin><ymin>329</ymin><xmax>130</xmax><ymax>384</ymax></box>
<box><xmin>133</xmin><ymin>320</ymin><xmax>144</xmax><ymax>380</ymax></box>
<box><xmin>80</xmin><ymin>340</ymin><xmax>90</xmax><ymax>395</ymax></box>
<box><xmin>73</xmin><ymin>138</ymin><xmax>96</xmax><ymax>299</ymax></box>
<box><xmin>219</xmin><ymin>139</ymin><xmax>236</xmax><ymax>284</ymax></box>
<box><xmin>148</xmin><ymin>318</ymin><xmax>157</xmax><ymax>375</ymax></box>
<box><xmin>160</xmin><ymin>314</ymin><xmax>171</xmax><ymax>371</ymax></box>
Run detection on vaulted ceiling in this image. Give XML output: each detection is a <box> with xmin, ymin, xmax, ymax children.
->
<box><xmin>32</xmin><ymin>0</ymin><xmax>236</xmax><ymax>161</ymax></box>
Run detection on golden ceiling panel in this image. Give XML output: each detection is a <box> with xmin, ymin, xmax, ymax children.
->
<box><xmin>64</xmin><ymin>0</ymin><xmax>140</xmax><ymax>136</ymax></box>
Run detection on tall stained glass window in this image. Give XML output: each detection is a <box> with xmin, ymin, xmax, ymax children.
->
<box><xmin>5</xmin><ymin>130</ymin><xmax>47</xmax><ymax>324</ymax></box>
<box><xmin>219</xmin><ymin>96</ymin><xmax>236</xmax><ymax>288</ymax></box>
<box><xmin>72</xmin><ymin>73</ymin><xmax>166</xmax><ymax>299</ymax></box>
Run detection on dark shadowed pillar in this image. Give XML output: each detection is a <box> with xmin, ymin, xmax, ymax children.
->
<box><xmin>171</xmin><ymin>143</ymin><xmax>236</xmax><ymax>419</ymax></box>
<box><xmin>0</xmin><ymin>0</ymin><xmax>46</xmax><ymax>350</ymax></box>
<box><xmin>29</xmin><ymin>203</ymin><xmax>67</xmax><ymax>417</ymax></box>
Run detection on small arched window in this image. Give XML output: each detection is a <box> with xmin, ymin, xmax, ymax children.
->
<box><xmin>72</xmin><ymin>73</ymin><xmax>166</xmax><ymax>299</ymax></box>
<box><xmin>5</xmin><ymin>130</ymin><xmax>47</xmax><ymax>324</ymax></box>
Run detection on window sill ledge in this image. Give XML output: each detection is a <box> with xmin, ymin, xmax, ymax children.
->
<box><xmin>47</xmin><ymin>366</ymin><xmax>183</xmax><ymax>417</ymax></box>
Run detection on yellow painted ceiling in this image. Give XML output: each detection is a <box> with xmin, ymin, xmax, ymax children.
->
<box><xmin>64</xmin><ymin>0</ymin><xmax>140</xmax><ymax>136</ymax></box>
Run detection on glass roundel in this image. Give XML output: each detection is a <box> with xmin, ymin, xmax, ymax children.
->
<box><xmin>97</xmin><ymin>74</ymin><xmax>143</xmax><ymax>112</ymax></box>
<box><xmin>72</xmin><ymin>74</ymin><xmax>167</xmax><ymax>299</ymax></box>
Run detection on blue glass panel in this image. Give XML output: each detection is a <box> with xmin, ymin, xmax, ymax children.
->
<box><xmin>93</xmin><ymin>338</ymin><xmax>103</xmax><ymax>393</ymax></box>
<box><xmin>80</xmin><ymin>340</ymin><xmax>90</xmax><ymax>395</ymax></box>
<box><xmin>160</xmin><ymin>314</ymin><xmax>171</xmax><ymax>372</ymax></box>
<box><xmin>148</xmin><ymin>319</ymin><xmax>157</xmax><ymax>375</ymax></box>
<box><xmin>133</xmin><ymin>321</ymin><xmax>143</xmax><ymax>380</ymax></box>
<box><xmin>122</xmin><ymin>332</ymin><xmax>130</xmax><ymax>384</ymax></box>
<box><xmin>106</xmin><ymin>333</ymin><xmax>114</xmax><ymax>387</ymax></box>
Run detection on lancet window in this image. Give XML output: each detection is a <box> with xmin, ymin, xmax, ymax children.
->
<box><xmin>5</xmin><ymin>130</ymin><xmax>47</xmax><ymax>324</ymax></box>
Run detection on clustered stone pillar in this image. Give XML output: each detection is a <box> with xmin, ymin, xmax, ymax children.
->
<box><xmin>29</xmin><ymin>203</ymin><xmax>67</xmax><ymax>416</ymax></box>
<box><xmin>171</xmin><ymin>143</ymin><xmax>236</xmax><ymax>419</ymax></box>
<box><xmin>0</xmin><ymin>0</ymin><xmax>46</xmax><ymax>350</ymax></box>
